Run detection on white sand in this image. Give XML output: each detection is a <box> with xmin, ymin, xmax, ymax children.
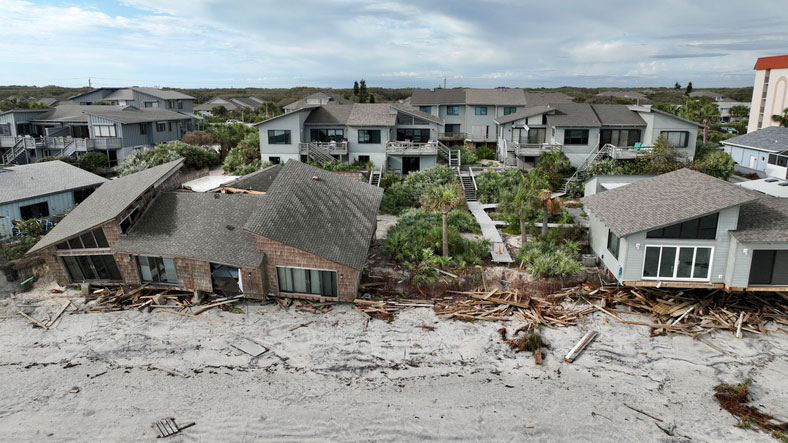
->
<box><xmin>1</xmin><ymin>282</ymin><xmax>786</xmax><ymax>442</ymax></box>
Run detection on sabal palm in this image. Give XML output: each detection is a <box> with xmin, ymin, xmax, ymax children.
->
<box><xmin>420</xmin><ymin>183</ymin><xmax>464</xmax><ymax>258</ymax></box>
<box><xmin>772</xmin><ymin>108</ymin><xmax>788</xmax><ymax>127</ymax></box>
<box><xmin>499</xmin><ymin>182</ymin><xmax>538</xmax><ymax>245</ymax></box>
<box><xmin>535</xmin><ymin>189</ymin><xmax>563</xmax><ymax>238</ymax></box>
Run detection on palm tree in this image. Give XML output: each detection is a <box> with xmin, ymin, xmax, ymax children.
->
<box><xmin>678</xmin><ymin>98</ymin><xmax>720</xmax><ymax>144</ymax></box>
<box><xmin>772</xmin><ymin>108</ymin><xmax>788</xmax><ymax>127</ymax></box>
<box><xmin>420</xmin><ymin>183</ymin><xmax>464</xmax><ymax>258</ymax></box>
<box><xmin>535</xmin><ymin>189</ymin><xmax>563</xmax><ymax>238</ymax></box>
<box><xmin>499</xmin><ymin>181</ymin><xmax>538</xmax><ymax>245</ymax></box>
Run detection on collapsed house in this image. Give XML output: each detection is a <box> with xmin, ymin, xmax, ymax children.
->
<box><xmin>583</xmin><ymin>168</ymin><xmax>788</xmax><ymax>291</ymax></box>
<box><xmin>28</xmin><ymin>160</ymin><xmax>383</xmax><ymax>301</ymax></box>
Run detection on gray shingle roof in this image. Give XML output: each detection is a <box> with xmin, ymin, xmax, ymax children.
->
<box><xmin>595</xmin><ymin>90</ymin><xmax>648</xmax><ymax>100</ymax></box>
<box><xmin>591</xmin><ymin>104</ymin><xmax>647</xmax><ymax>126</ymax></box>
<box><xmin>253</xmin><ymin>107</ymin><xmax>316</xmax><ymax>127</ymax></box>
<box><xmin>494</xmin><ymin>105</ymin><xmax>554</xmax><ymax>125</ymax></box>
<box><xmin>346</xmin><ymin>104</ymin><xmax>397</xmax><ymax>126</ymax></box>
<box><xmin>524</xmin><ymin>91</ymin><xmax>575</xmax><ymax>107</ymax></box>
<box><xmin>230</xmin><ymin>97</ymin><xmax>263</xmax><ymax>109</ymax></box>
<box><xmin>86</xmin><ymin>107</ymin><xmax>192</xmax><ymax>124</ymax></box>
<box><xmin>112</xmin><ymin>192</ymin><xmax>263</xmax><ymax>268</ymax></box>
<box><xmin>391</xmin><ymin>103</ymin><xmax>444</xmax><ymax>124</ymax></box>
<box><xmin>410</xmin><ymin>88</ymin><xmax>466</xmax><ymax>105</ymax></box>
<box><xmin>30</xmin><ymin>105</ymin><xmax>119</xmax><ymax>123</ymax></box>
<box><xmin>225</xmin><ymin>164</ymin><xmax>282</xmax><ymax>192</ymax></box>
<box><xmin>0</xmin><ymin>161</ymin><xmax>107</xmax><ymax>205</ymax></box>
<box><xmin>410</xmin><ymin>88</ymin><xmax>526</xmax><ymax>106</ymax></box>
<box><xmin>103</xmin><ymin>89</ymin><xmax>134</xmax><ymax>101</ymax></box>
<box><xmin>547</xmin><ymin>103</ymin><xmax>601</xmax><ymax>127</ymax></box>
<box><xmin>304</xmin><ymin>104</ymin><xmax>354</xmax><ymax>125</ymax></box>
<box><xmin>581</xmin><ymin>168</ymin><xmax>760</xmax><ymax>237</ymax></box>
<box><xmin>732</xmin><ymin>196</ymin><xmax>788</xmax><ymax>243</ymax></box>
<box><xmin>28</xmin><ymin>159</ymin><xmax>184</xmax><ymax>254</ymax></box>
<box><xmin>133</xmin><ymin>87</ymin><xmax>194</xmax><ymax>100</ymax></box>
<box><xmin>244</xmin><ymin>161</ymin><xmax>383</xmax><ymax>270</ymax></box>
<box><xmin>284</xmin><ymin>92</ymin><xmax>346</xmax><ymax>111</ymax></box>
<box><xmin>722</xmin><ymin>126</ymin><xmax>788</xmax><ymax>152</ymax></box>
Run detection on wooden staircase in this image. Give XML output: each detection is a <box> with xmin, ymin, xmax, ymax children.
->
<box><xmin>304</xmin><ymin>142</ymin><xmax>336</xmax><ymax>164</ymax></box>
<box><xmin>437</xmin><ymin>141</ymin><xmax>461</xmax><ymax>168</ymax></box>
<box><xmin>1</xmin><ymin>137</ymin><xmax>26</xmax><ymax>165</ymax></box>
<box><xmin>560</xmin><ymin>143</ymin><xmax>614</xmax><ymax>193</ymax></box>
<box><xmin>368</xmin><ymin>166</ymin><xmax>382</xmax><ymax>187</ymax></box>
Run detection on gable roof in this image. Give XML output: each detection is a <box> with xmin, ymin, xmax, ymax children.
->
<box><xmin>391</xmin><ymin>103</ymin><xmax>443</xmax><ymax>124</ymax></box>
<box><xmin>68</xmin><ymin>87</ymin><xmax>194</xmax><ymax>102</ymax></box>
<box><xmin>721</xmin><ymin>126</ymin><xmax>788</xmax><ymax>152</ymax></box>
<box><xmin>547</xmin><ymin>103</ymin><xmax>601</xmax><ymax>127</ymax></box>
<box><xmin>85</xmin><ymin>107</ymin><xmax>192</xmax><ymax>124</ymax></box>
<box><xmin>346</xmin><ymin>104</ymin><xmax>397</xmax><ymax>126</ymax></box>
<box><xmin>28</xmin><ymin>159</ymin><xmax>184</xmax><ymax>254</ymax></box>
<box><xmin>581</xmin><ymin>168</ymin><xmax>760</xmax><ymax>237</ymax></box>
<box><xmin>0</xmin><ymin>161</ymin><xmax>107</xmax><ymax>205</ymax></box>
<box><xmin>591</xmin><ymin>104</ymin><xmax>647</xmax><ymax>126</ymax></box>
<box><xmin>29</xmin><ymin>105</ymin><xmax>119</xmax><ymax>123</ymax></box>
<box><xmin>754</xmin><ymin>54</ymin><xmax>788</xmax><ymax>70</ymax></box>
<box><xmin>410</xmin><ymin>88</ymin><xmax>466</xmax><ymax>105</ymax></box>
<box><xmin>224</xmin><ymin>164</ymin><xmax>282</xmax><ymax>192</ymax></box>
<box><xmin>304</xmin><ymin>104</ymin><xmax>354</xmax><ymax>125</ymax></box>
<box><xmin>411</xmin><ymin>88</ymin><xmax>526</xmax><ymax>106</ymax></box>
<box><xmin>731</xmin><ymin>196</ymin><xmax>788</xmax><ymax>243</ymax></box>
<box><xmin>253</xmin><ymin>107</ymin><xmax>315</xmax><ymax>126</ymax></box>
<box><xmin>244</xmin><ymin>161</ymin><xmax>383</xmax><ymax>270</ymax></box>
<box><xmin>284</xmin><ymin>91</ymin><xmax>346</xmax><ymax>111</ymax></box>
<box><xmin>524</xmin><ymin>91</ymin><xmax>575</xmax><ymax>107</ymax></box>
<box><xmin>494</xmin><ymin>105</ymin><xmax>554</xmax><ymax>125</ymax></box>
<box><xmin>112</xmin><ymin>192</ymin><xmax>263</xmax><ymax>268</ymax></box>
<box><xmin>596</xmin><ymin>90</ymin><xmax>648</xmax><ymax>100</ymax></box>
<box><xmin>132</xmin><ymin>87</ymin><xmax>194</xmax><ymax>100</ymax></box>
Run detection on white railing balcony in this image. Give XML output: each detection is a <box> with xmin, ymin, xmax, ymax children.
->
<box><xmin>610</xmin><ymin>145</ymin><xmax>653</xmax><ymax>160</ymax></box>
<box><xmin>438</xmin><ymin>132</ymin><xmax>467</xmax><ymax>141</ymax></box>
<box><xmin>385</xmin><ymin>141</ymin><xmax>439</xmax><ymax>155</ymax></box>
<box><xmin>514</xmin><ymin>142</ymin><xmax>563</xmax><ymax>157</ymax></box>
<box><xmin>299</xmin><ymin>141</ymin><xmax>348</xmax><ymax>155</ymax></box>
<box><xmin>86</xmin><ymin>138</ymin><xmax>123</xmax><ymax>150</ymax></box>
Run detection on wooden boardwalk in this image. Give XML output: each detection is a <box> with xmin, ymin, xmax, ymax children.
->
<box><xmin>467</xmin><ymin>202</ymin><xmax>513</xmax><ymax>263</ymax></box>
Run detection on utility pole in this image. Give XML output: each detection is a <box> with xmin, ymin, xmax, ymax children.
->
<box><xmin>444</xmin><ymin>77</ymin><xmax>447</xmax><ymax>89</ymax></box>
<box><xmin>88</xmin><ymin>77</ymin><xmax>92</xmax><ymax>88</ymax></box>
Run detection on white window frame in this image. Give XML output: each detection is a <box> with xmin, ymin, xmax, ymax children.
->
<box><xmin>641</xmin><ymin>245</ymin><xmax>714</xmax><ymax>282</ymax></box>
<box><xmin>94</xmin><ymin>124</ymin><xmax>116</xmax><ymax>137</ymax></box>
<box><xmin>275</xmin><ymin>265</ymin><xmax>338</xmax><ymax>297</ymax></box>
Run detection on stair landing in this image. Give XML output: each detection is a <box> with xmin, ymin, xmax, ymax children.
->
<box><xmin>467</xmin><ymin>201</ymin><xmax>513</xmax><ymax>264</ymax></box>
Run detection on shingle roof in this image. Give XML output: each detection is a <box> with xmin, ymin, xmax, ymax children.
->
<box><xmin>132</xmin><ymin>87</ymin><xmax>194</xmax><ymax>100</ymax></box>
<box><xmin>103</xmin><ymin>89</ymin><xmax>134</xmax><ymax>101</ymax></box>
<box><xmin>0</xmin><ymin>161</ymin><xmax>107</xmax><ymax>205</ymax></box>
<box><xmin>230</xmin><ymin>97</ymin><xmax>263</xmax><ymax>109</ymax></box>
<box><xmin>244</xmin><ymin>161</ymin><xmax>383</xmax><ymax>270</ymax></box>
<box><xmin>595</xmin><ymin>90</ymin><xmax>648</xmax><ymax>100</ymax></box>
<box><xmin>547</xmin><ymin>103</ymin><xmax>601</xmax><ymax>127</ymax></box>
<box><xmin>581</xmin><ymin>168</ymin><xmax>760</xmax><ymax>237</ymax></box>
<box><xmin>346</xmin><ymin>104</ymin><xmax>397</xmax><ymax>126</ymax></box>
<box><xmin>410</xmin><ymin>88</ymin><xmax>466</xmax><ymax>105</ymax></box>
<box><xmin>28</xmin><ymin>159</ymin><xmax>184</xmax><ymax>253</ymax></box>
<box><xmin>591</xmin><ymin>104</ymin><xmax>647</xmax><ymax>126</ymax></box>
<box><xmin>731</xmin><ymin>196</ymin><xmax>788</xmax><ymax>242</ymax></box>
<box><xmin>29</xmin><ymin>105</ymin><xmax>119</xmax><ymax>123</ymax></box>
<box><xmin>391</xmin><ymin>103</ymin><xmax>444</xmax><ymax>124</ymax></box>
<box><xmin>304</xmin><ymin>104</ymin><xmax>354</xmax><ymax>125</ymax></box>
<box><xmin>524</xmin><ymin>91</ymin><xmax>575</xmax><ymax>107</ymax></box>
<box><xmin>721</xmin><ymin>126</ymin><xmax>788</xmax><ymax>152</ymax></box>
<box><xmin>494</xmin><ymin>105</ymin><xmax>554</xmax><ymax>125</ymax></box>
<box><xmin>112</xmin><ymin>192</ymin><xmax>263</xmax><ymax>268</ymax></box>
<box><xmin>253</xmin><ymin>107</ymin><xmax>316</xmax><ymax>127</ymax></box>
<box><xmin>86</xmin><ymin>107</ymin><xmax>192</xmax><ymax>124</ymax></box>
<box><xmin>284</xmin><ymin>92</ymin><xmax>346</xmax><ymax>111</ymax></box>
<box><xmin>225</xmin><ymin>164</ymin><xmax>282</xmax><ymax>192</ymax></box>
<box><xmin>464</xmin><ymin>88</ymin><xmax>526</xmax><ymax>106</ymax></box>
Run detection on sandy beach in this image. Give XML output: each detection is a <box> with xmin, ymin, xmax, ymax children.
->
<box><xmin>0</xmin><ymin>282</ymin><xmax>786</xmax><ymax>442</ymax></box>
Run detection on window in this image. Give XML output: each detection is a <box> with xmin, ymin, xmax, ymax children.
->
<box><xmin>137</xmin><ymin>256</ymin><xmax>177</xmax><ymax>284</ymax></box>
<box><xmin>156</xmin><ymin>122</ymin><xmax>166</xmax><ymax>132</ymax></box>
<box><xmin>647</xmin><ymin>213</ymin><xmax>718</xmax><ymax>240</ymax></box>
<box><xmin>607</xmin><ymin>230</ymin><xmax>619</xmax><ymax>259</ymax></box>
<box><xmin>276</xmin><ymin>266</ymin><xmax>337</xmax><ymax>297</ymax></box>
<box><xmin>524</xmin><ymin>128</ymin><xmax>546</xmax><ymax>144</ymax></box>
<box><xmin>600</xmin><ymin>129</ymin><xmax>641</xmax><ymax>147</ymax></box>
<box><xmin>419</xmin><ymin>106</ymin><xmax>432</xmax><ymax>113</ymax></box>
<box><xmin>119</xmin><ymin>207</ymin><xmax>140</xmax><ymax>234</ymax></box>
<box><xmin>139</xmin><ymin>123</ymin><xmax>148</xmax><ymax>135</ymax></box>
<box><xmin>660</xmin><ymin>131</ymin><xmax>690</xmax><ymax>148</ymax></box>
<box><xmin>643</xmin><ymin>246</ymin><xmax>712</xmax><ymax>280</ymax></box>
<box><xmin>475</xmin><ymin>107</ymin><xmax>488</xmax><ymax>115</ymax></box>
<box><xmin>446</xmin><ymin>106</ymin><xmax>459</xmax><ymax>115</ymax></box>
<box><xmin>168</xmin><ymin>100</ymin><xmax>175</xmax><ymax>109</ymax></box>
<box><xmin>20</xmin><ymin>201</ymin><xmax>49</xmax><ymax>219</ymax></box>
<box><xmin>445</xmin><ymin>124</ymin><xmax>461</xmax><ymax>134</ymax></box>
<box><xmin>168</xmin><ymin>122</ymin><xmax>172</xmax><ymax>132</ymax></box>
<box><xmin>94</xmin><ymin>125</ymin><xmax>116</xmax><ymax>137</ymax></box>
<box><xmin>358</xmin><ymin>155</ymin><xmax>370</xmax><ymax>164</ymax></box>
<box><xmin>563</xmin><ymin>129</ymin><xmax>589</xmax><ymax>145</ymax></box>
<box><xmin>358</xmin><ymin>129</ymin><xmax>381</xmax><ymax>144</ymax></box>
<box><xmin>748</xmin><ymin>250</ymin><xmax>788</xmax><ymax>286</ymax></box>
<box><xmin>503</xmin><ymin>106</ymin><xmax>517</xmax><ymax>115</ymax></box>
<box><xmin>178</xmin><ymin>101</ymin><xmax>183</xmax><ymax>110</ymax></box>
<box><xmin>268</xmin><ymin>130</ymin><xmax>291</xmax><ymax>144</ymax></box>
<box><xmin>768</xmin><ymin>153</ymin><xmax>788</xmax><ymax>167</ymax></box>
<box><xmin>396</xmin><ymin>128</ymin><xmax>430</xmax><ymax>143</ymax></box>
<box><xmin>310</xmin><ymin>128</ymin><xmax>344</xmax><ymax>142</ymax></box>
<box><xmin>62</xmin><ymin>255</ymin><xmax>122</xmax><ymax>282</ymax></box>
<box><xmin>144</xmin><ymin>102</ymin><xmax>157</xmax><ymax>108</ymax></box>
<box><xmin>57</xmin><ymin>228</ymin><xmax>109</xmax><ymax>250</ymax></box>
<box><xmin>269</xmin><ymin>156</ymin><xmax>281</xmax><ymax>164</ymax></box>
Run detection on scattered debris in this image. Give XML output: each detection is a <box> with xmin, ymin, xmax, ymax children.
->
<box><xmin>231</xmin><ymin>338</ymin><xmax>268</xmax><ymax>357</ymax></box>
<box><xmin>18</xmin><ymin>311</ymin><xmax>48</xmax><ymax>330</ymax></box>
<box><xmin>288</xmin><ymin>321</ymin><xmax>313</xmax><ymax>332</ymax></box>
<box><xmin>713</xmin><ymin>379</ymin><xmax>788</xmax><ymax>440</ymax></box>
<box><xmin>82</xmin><ymin>284</ymin><xmax>243</xmax><ymax>319</ymax></box>
<box><xmin>498</xmin><ymin>324</ymin><xmax>548</xmax><ymax>364</ymax></box>
<box><xmin>565</xmin><ymin>330</ymin><xmax>597</xmax><ymax>363</ymax></box>
<box><xmin>417</xmin><ymin>322</ymin><xmax>436</xmax><ymax>331</ymax></box>
<box><xmin>150</xmin><ymin>365</ymin><xmax>190</xmax><ymax>378</ymax></box>
<box><xmin>153</xmin><ymin>418</ymin><xmax>195</xmax><ymax>438</ymax></box>
<box><xmin>68</xmin><ymin>386</ymin><xmax>80</xmax><ymax>394</ymax></box>
<box><xmin>623</xmin><ymin>403</ymin><xmax>663</xmax><ymax>422</ymax></box>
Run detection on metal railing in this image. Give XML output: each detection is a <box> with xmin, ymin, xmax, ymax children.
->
<box><xmin>513</xmin><ymin>142</ymin><xmax>563</xmax><ymax>156</ymax></box>
<box><xmin>438</xmin><ymin>132</ymin><xmax>467</xmax><ymax>141</ymax></box>
<box><xmin>298</xmin><ymin>141</ymin><xmax>348</xmax><ymax>155</ymax></box>
<box><xmin>385</xmin><ymin>141</ymin><xmax>438</xmax><ymax>155</ymax></box>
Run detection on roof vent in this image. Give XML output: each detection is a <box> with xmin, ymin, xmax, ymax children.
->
<box><xmin>226</xmin><ymin>225</ymin><xmax>235</xmax><ymax>231</ymax></box>
<box><xmin>765</xmin><ymin>178</ymin><xmax>778</xmax><ymax>183</ymax></box>
<box><xmin>312</xmin><ymin>175</ymin><xmax>320</xmax><ymax>181</ymax></box>
<box><xmin>779</xmin><ymin>182</ymin><xmax>788</xmax><ymax>187</ymax></box>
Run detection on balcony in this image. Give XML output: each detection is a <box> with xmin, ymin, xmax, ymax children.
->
<box><xmin>514</xmin><ymin>142</ymin><xmax>563</xmax><ymax>157</ymax></box>
<box><xmin>438</xmin><ymin>132</ymin><xmax>467</xmax><ymax>141</ymax></box>
<box><xmin>609</xmin><ymin>146</ymin><xmax>652</xmax><ymax>160</ymax></box>
<box><xmin>299</xmin><ymin>141</ymin><xmax>348</xmax><ymax>156</ymax></box>
<box><xmin>385</xmin><ymin>141</ymin><xmax>438</xmax><ymax>155</ymax></box>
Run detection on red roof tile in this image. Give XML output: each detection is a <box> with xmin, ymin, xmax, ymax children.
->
<box><xmin>754</xmin><ymin>55</ymin><xmax>788</xmax><ymax>70</ymax></box>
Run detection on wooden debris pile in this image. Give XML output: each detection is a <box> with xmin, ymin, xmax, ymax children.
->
<box><xmin>354</xmin><ymin>298</ymin><xmax>435</xmax><ymax>321</ymax></box>
<box><xmin>498</xmin><ymin>324</ymin><xmax>548</xmax><ymax>364</ymax></box>
<box><xmin>83</xmin><ymin>284</ymin><xmax>243</xmax><ymax>317</ymax></box>
<box><xmin>586</xmin><ymin>286</ymin><xmax>788</xmax><ymax>337</ymax></box>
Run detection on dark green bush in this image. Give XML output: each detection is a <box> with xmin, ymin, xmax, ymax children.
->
<box><xmin>474</xmin><ymin>145</ymin><xmax>496</xmax><ymax>160</ymax></box>
<box><xmin>515</xmin><ymin>240</ymin><xmax>583</xmax><ymax>278</ymax></box>
<box><xmin>380</xmin><ymin>165</ymin><xmax>458</xmax><ymax>214</ymax></box>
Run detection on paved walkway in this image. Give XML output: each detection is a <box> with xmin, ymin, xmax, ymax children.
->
<box><xmin>467</xmin><ymin>202</ymin><xmax>513</xmax><ymax>263</ymax></box>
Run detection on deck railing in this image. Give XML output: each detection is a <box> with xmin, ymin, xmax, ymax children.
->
<box><xmin>298</xmin><ymin>141</ymin><xmax>348</xmax><ymax>155</ymax></box>
<box><xmin>514</xmin><ymin>142</ymin><xmax>563</xmax><ymax>156</ymax></box>
<box><xmin>385</xmin><ymin>141</ymin><xmax>438</xmax><ymax>155</ymax></box>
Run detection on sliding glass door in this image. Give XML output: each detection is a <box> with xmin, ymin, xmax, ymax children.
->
<box><xmin>642</xmin><ymin>246</ymin><xmax>712</xmax><ymax>281</ymax></box>
<box><xmin>276</xmin><ymin>266</ymin><xmax>337</xmax><ymax>297</ymax></box>
<box><xmin>62</xmin><ymin>255</ymin><xmax>122</xmax><ymax>282</ymax></box>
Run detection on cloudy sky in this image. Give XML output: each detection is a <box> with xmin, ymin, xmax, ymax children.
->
<box><xmin>0</xmin><ymin>0</ymin><xmax>785</xmax><ymax>89</ymax></box>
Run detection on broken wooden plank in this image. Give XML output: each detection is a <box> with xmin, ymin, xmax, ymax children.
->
<box><xmin>18</xmin><ymin>312</ymin><xmax>48</xmax><ymax>330</ymax></box>
<box><xmin>564</xmin><ymin>330</ymin><xmax>597</xmax><ymax>363</ymax></box>
<box><xmin>193</xmin><ymin>299</ymin><xmax>239</xmax><ymax>315</ymax></box>
<box><xmin>46</xmin><ymin>301</ymin><xmax>71</xmax><ymax>328</ymax></box>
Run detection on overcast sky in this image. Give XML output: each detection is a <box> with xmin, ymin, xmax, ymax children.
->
<box><xmin>0</xmin><ymin>0</ymin><xmax>785</xmax><ymax>89</ymax></box>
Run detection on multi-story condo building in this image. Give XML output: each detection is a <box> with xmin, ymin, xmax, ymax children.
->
<box><xmin>255</xmin><ymin>102</ymin><xmax>447</xmax><ymax>175</ymax></box>
<box><xmin>67</xmin><ymin>87</ymin><xmax>195</xmax><ymax>114</ymax></box>
<box><xmin>410</xmin><ymin>88</ymin><xmax>526</xmax><ymax>146</ymax></box>
<box><xmin>748</xmin><ymin>54</ymin><xmax>788</xmax><ymax>133</ymax></box>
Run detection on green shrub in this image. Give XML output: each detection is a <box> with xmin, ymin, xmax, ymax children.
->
<box><xmin>379</xmin><ymin>165</ymin><xmax>457</xmax><ymax>214</ymax></box>
<box><xmin>77</xmin><ymin>152</ymin><xmax>109</xmax><ymax>172</ymax></box>
<box><xmin>474</xmin><ymin>169</ymin><xmax>528</xmax><ymax>203</ymax></box>
<box><xmin>475</xmin><ymin>145</ymin><xmax>496</xmax><ymax>160</ymax></box>
<box><xmin>458</xmin><ymin>146</ymin><xmax>477</xmax><ymax>164</ymax></box>
<box><xmin>691</xmin><ymin>149</ymin><xmax>735</xmax><ymax>179</ymax></box>
<box><xmin>515</xmin><ymin>240</ymin><xmax>583</xmax><ymax>278</ymax></box>
<box><xmin>118</xmin><ymin>141</ymin><xmax>220</xmax><ymax>176</ymax></box>
<box><xmin>309</xmin><ymin>160</ymin><xmax>373</xmax><ymax>171</ymax></box>
<box><xmin>223</xmin><ymin>132</ymin><xmax>261</xmax><ymax>175</ymax></box>
<box><xmin>379</xmin><ymin>173</ymin><xmax>404</xmax><ymax>189</ymax></box>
